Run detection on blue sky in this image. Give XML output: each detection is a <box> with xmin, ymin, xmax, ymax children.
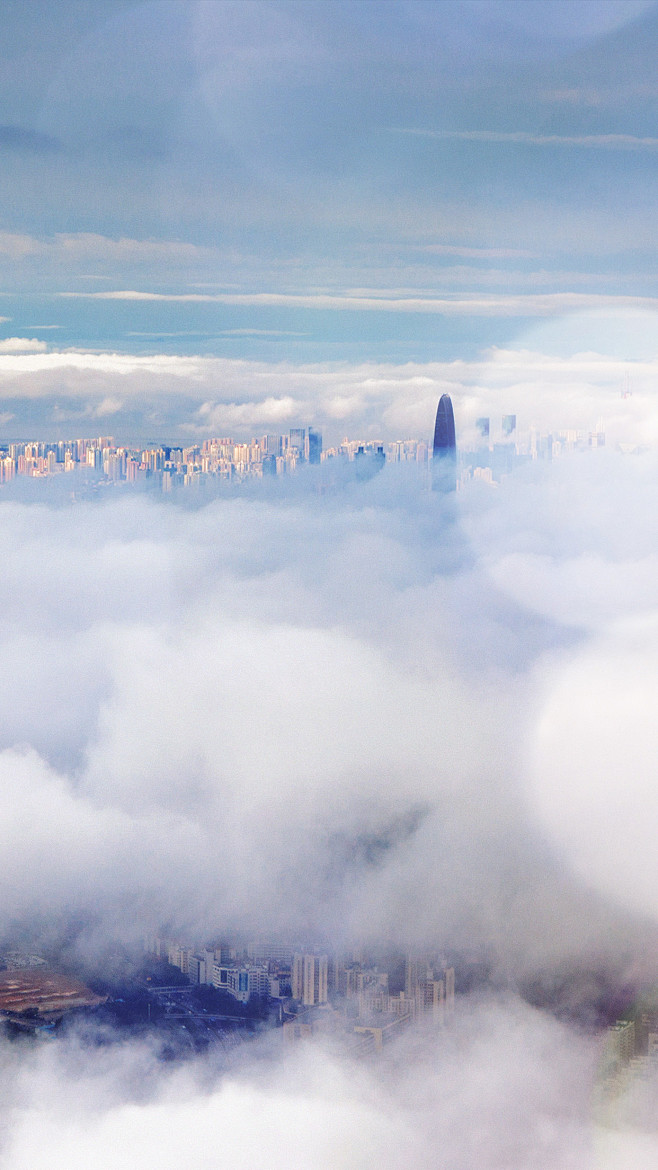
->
<box><xmin>1</xmin><ymin>0</ymin><xmax>657</xmax><ymax>438</ymax></box>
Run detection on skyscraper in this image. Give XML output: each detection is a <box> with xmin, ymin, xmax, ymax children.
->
<box><xmin>305</xmin><ymin>428</ymin><xmax>322</xmax><ymax>464</ymax></box>
<box><xmin>432</xmin><ymin>394</ymin><xmax>457</xmax><ymax>491</ymax></box>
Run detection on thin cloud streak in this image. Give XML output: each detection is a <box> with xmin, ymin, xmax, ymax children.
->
<box><xmin>392</xmin><ymin>127</ymin><xmax>658</xmax><ymax>150</ymax></box>
<box><xmin>414</xmin><ymin>244</ymin><xmax>537</xmax><ymax>259</ymax></box>
<box><xmin>58</xmin><ymin>291</ymin><xmax>658</xmax><ymax>316</ymax></box>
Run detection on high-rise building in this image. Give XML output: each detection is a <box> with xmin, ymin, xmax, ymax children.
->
<box><xmin>445</xmin><ymin>965</ymin><xmax>455</xmax><ymax>1019</ymax></box>
<box><xmin>289</xmin><ymin>428</ymin><xmax>306</xmax><ymax>460</ymax></box>
<box><xmin>292</xmin><ymin>953</ymin><xmax>328</xmax><ymax>1006</ymax></box>
<box><xmin>305</xmin><ymin>428</ymin><xmax>322</xmax><ymax>464</ymax></box>
<box><xmin>261</xmin><ymin>434</ymin><xmax>280</xmax><ymax>456</ymax></box>
<box><xmin>415</xmin><ymin>977</ymin><xmax>445</xmax><ymax>1026</ymax></box>
<box><xmin>604</xmin><ymin>1020</ymin><xmax>635</xmax><ymax>1076</ymax></box>
<box><xmin>247</xmin><ymin>940</ymin><xmax>294</xmax><ymax>965</ymax></box>
<box><xmin>212</xmin><ymin>962</ymin><xmax>269</xmax><ymax>1002</ymax></box>
<box><xmin>502</xmin><ymin>414</ymin><xmax>516</xmax><ymax>437</ymax></box>
<box><xmin>432</xmin><ymin>394</ymin><xmax>457</xmax><ymax>492</ymax></box>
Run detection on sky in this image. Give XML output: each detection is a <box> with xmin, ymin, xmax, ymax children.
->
<box><xmin>3</xmin><ymin>3</ymin><xmax>658</xmax><ymax>1168</ymax></box>
<box><xmin>0</xmin><ymin>0</ymin><xmax>658</xmax><ymax>440</ymax></box>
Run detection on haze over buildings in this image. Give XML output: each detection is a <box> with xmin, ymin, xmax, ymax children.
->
<box><xmin>0</xmin><ymin>399</ymin><xmax>615</xmax><ymax>497</ymax></box>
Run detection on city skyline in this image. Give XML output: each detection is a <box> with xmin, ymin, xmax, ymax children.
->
<box><xmin>0</xmin><ymin>406</ymin><xmax>614</xmax><ymax>496</ymax></box>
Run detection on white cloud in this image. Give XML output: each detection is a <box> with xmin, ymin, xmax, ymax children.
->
<box><xmin>0</xmin><ymin>493</ymin><xmax>490</xmax><ymax>944</ymax></box>
<box><xmin>0</xmin><ymin>336</ymin><xmax>48</xmax><ymax>353</ymax></box>
<box><xmin>0</xmin><ymin>459</ymin><xmax>654</xmax><ymax>975</ymax></box>
<box><xmin>1</xmin><ymin>335</ymin><xmax>657</xmax><ymax>446</ymax></box>
<box><xmin>195</xmin><ymin>395</ymin><xmax>300</xmax><ymax>429</ymax></box>
<box><xmin>0</xmin><ymin>999</ymin><xmax>600</xmax><ymax>1170</ymax></box>
<box><xmin>0</xmin><ymin>232</ymin><xmax>41</xmax><ymax>259</ymax></box>
<box><xmin>0</xmin><ymin>231</ymin><xmax>218</xmax><ymax>265</ymax></box>
<box><xmin>219</xmin><ymin>329</ymin><xmax>308</xmax><ymax>337</ymax></box>
<box><xmin>94</xmin><ymin>396</ymin><xmax>122</xmax><ymax>416</ymax></box>
<box><xmin>531</xmin><ymin>615</ymin><xmax>658</xmax><ymax>923</ymax></box>
<box><xmin>414</xmin><ymin>243</ymin><xmax>536</xmax><ymax>260</ymax></box>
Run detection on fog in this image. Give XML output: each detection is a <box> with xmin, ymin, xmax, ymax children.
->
<box><xmin>0</xmin><ymin>997</ymin><xmax>601</xmax><ymax>1170</ymax></box>
<box><xmin>2</xmin><ymin>435</ymin><xmax>658</xmax><ymax>1163</ymax></box>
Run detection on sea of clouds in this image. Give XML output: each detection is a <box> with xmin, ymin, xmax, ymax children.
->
<box><xmin>2</xmin><ymin>355</ymin><xmax>658</xmax><ymax>1163</ymax></box>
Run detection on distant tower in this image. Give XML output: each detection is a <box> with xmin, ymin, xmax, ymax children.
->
<box><xmin>432</xmin><ymin>394</ymin><xmax>457</xmax><ymax>492</ymax></box>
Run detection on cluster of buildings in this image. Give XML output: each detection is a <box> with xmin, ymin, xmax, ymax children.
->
<box><xmin>0</xmin><ymin>400</ymin><xmax>611</xmax><ymax>495</ymax></box>
<box><xmin>0</xmin><ymin>428</ymin><xmax>449</xmax><ymax>493</ymax></box>
<box><xmin>144</xmin><ymin>936</ymin><xmax>455</xmax><ymax>1054</ymax></box>
<box><xmin>0</xmin><ymin>429</ymin><xmax>403</xmax><ymax>491</ymax></box>
<box><xmin>459</xmin><ymin>413</ymin><xmax>607</xmax><ymax>488</ymax></box>
<box><xmin>0</xmin><ymin>430</ymin><xmax>321</xmax><ymax>489</ymax></box>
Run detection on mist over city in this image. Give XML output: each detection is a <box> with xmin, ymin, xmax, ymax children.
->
<box><xmin>1</xmin><ymin>3</ymin><xmax>658</xmax><ymax>1168</ymax></box>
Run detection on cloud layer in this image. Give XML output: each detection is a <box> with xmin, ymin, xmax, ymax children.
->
<box><xmin>1</xmin><ymin>325</ymin><xmax>657</xmax><ymax>444</ymax></box>
<box><xmin>1</xmin><ymin>391</ymin><xmax>658</xmax><ymax>1166</ymax></box>
<box><xmin>0</xmin><ymin>446</ymin><xmax>656</xmax><ymax>972</ymax></box>
<box><xmin>0</xmin><ymin>998</ymin><xmax>600</xmax><ymax>1170</ymax></box>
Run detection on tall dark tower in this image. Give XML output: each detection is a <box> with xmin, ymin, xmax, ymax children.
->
<box><xmin>432</xmin><ymin>394</ymin><xmax>457</xmax><ymax>491</ymax></box>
